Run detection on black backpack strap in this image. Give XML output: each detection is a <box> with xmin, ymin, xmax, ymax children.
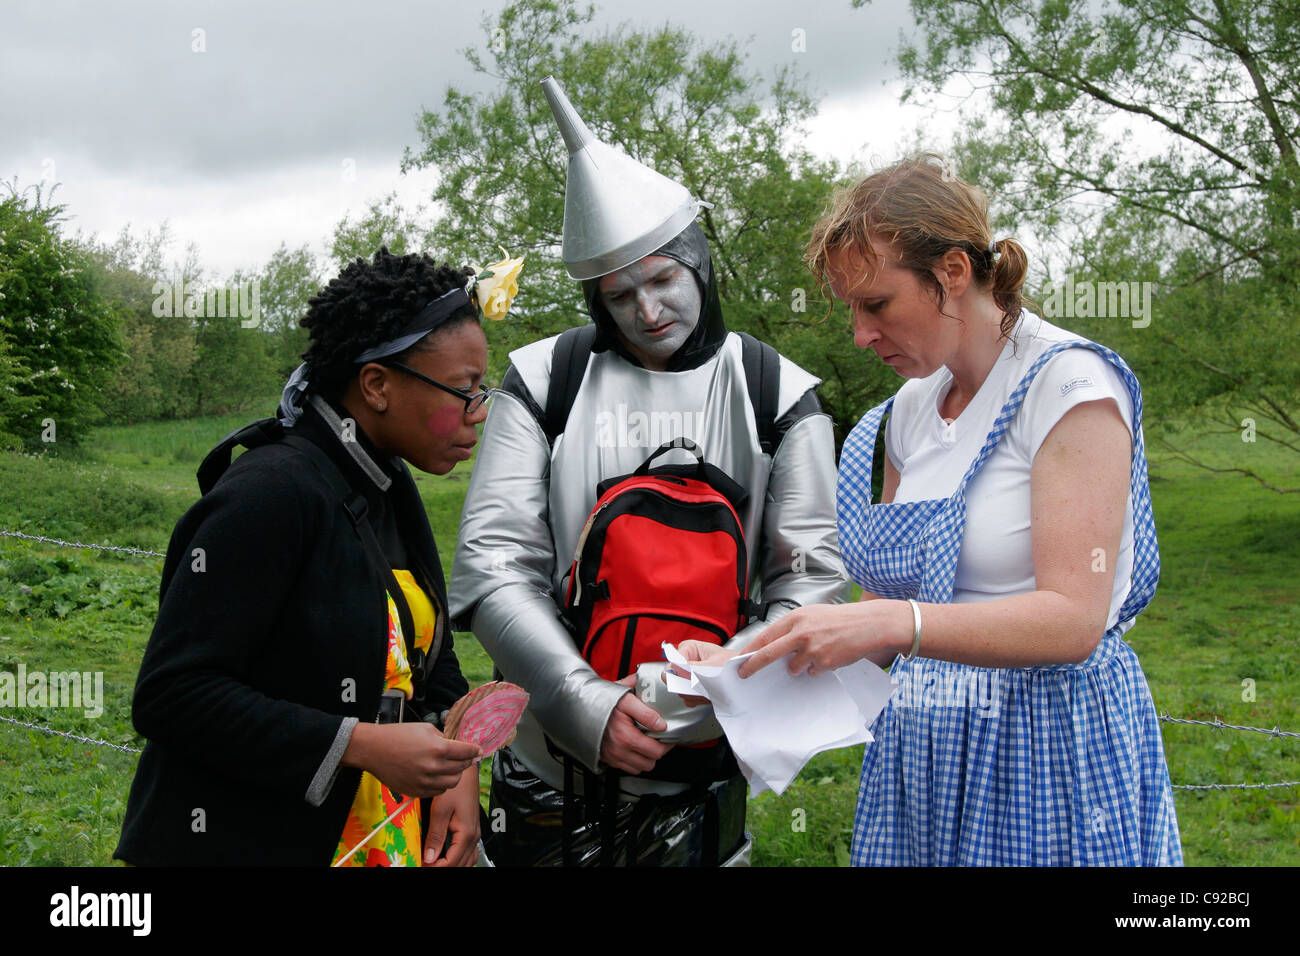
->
<box><xmin>544</xmin><ymin>324</ymin><xmax>599</xmax><ymax>445</ymax></box>
<box><xmin>196</xmin><ymin>418</ymin><xmax>283</xmax><ymax>495</ymax></box>
<box><xmin>543</xmin><ymin>326</ymin><xmax>779</xmax><ymax>454</ymax></box>
<box><xmin>562</xmin><ymin>753</ymin><xmax>578</xmax><ymax>867</ymax></box>
<box><xmin>738</xmin><ymin>332</ymin><xmax>781</xmax><ymax>455</ymax></box>
<box><xmin>280</xmin><ymin>434</ymin><xmax>420</xmax><ymax>669</ymax></box>
<box><xmin>197</xmin><ymin>418</ymin><xmax>423</xmax><ymax>694</ymax></box>
<box><xmin>701</xmin><ymin>783</ymin><xmax>721</xmax><ymax>866</ymax></box>
<box><xmin>548</xmin><ymin>731</ymin><xmax>624</xmax><ymax>866</ymax></box>
<box><xmin>599</xmin><ymin>768</ymin><xmax>620</xmax><ymax>866</ymax></box>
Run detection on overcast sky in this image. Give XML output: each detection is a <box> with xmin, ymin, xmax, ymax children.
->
<box><xmin>2</xmin><ymin>0</ymin><xmax>962</xmax><ymax>279</ymax></box>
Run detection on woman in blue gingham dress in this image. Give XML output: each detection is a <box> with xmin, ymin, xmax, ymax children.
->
<box><xmin>832</xmin><ymin>339</ymin><xmax>1181</xmax><ymax>865</ymax></box>
<box><xmin>725</xmin><ymin>155</ymin><xmax>1182</xmax><ymax>865</ymax></box>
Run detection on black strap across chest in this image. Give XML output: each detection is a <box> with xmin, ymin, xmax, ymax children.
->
<box><xmin>543</xmin><ymin>326</ymin><xmax>781</xmax><ymax>454</ymax></box>
<box><xmin>196</xmin><ymin>418</ymin><xmax>422</xmax><ymax>670</ymax></box>
<box><xmin>279</xmin><ymin>434</ymin><xmax>421</xmax><ymax>669</ymax></box>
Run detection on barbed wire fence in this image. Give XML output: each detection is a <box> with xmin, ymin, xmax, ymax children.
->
<box><xmin>0</xmin><ymin>714</ymin><xmax>142</xmax><ymax>755</ymax></box>
<box><xmin>1</xmin><ymin>528</ymin><xmax>1298</xmax><ymax>792</ymax></box>
<box><xmin>0</xmin><ymin>529</ymin><xmax>165</xmax><ymax>558</ymax></box>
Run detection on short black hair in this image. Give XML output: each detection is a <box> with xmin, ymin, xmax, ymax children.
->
<box><xmin>301</xmin><ymin>247</ymin><xmax>478</xmax><ymax>400</ymax></box>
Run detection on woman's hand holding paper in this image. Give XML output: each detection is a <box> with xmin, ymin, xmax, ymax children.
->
<box><xmin>737</xmin><ymin>602</ymin><xmax>912</xmax><ymax>678</ymax></box>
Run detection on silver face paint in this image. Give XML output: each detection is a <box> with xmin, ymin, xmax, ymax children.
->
<box><xmin>597</xmin><ymin>255</ymin><xmax>701</xmax><ymax>370</ymax></box>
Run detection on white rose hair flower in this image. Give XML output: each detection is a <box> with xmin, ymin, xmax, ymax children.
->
<box><xmin>468</xmin><ymin>247</ymin><xmax>525</xmax><ymax>320</ymax></box>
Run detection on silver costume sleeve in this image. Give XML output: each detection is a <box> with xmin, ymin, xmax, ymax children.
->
<box><xmin>450</xmin><ymin>391</ymin><xmax>626</xmax><ymax>771</ymax></box>
<box><xmin>471</xmin><ymin>585</ymin><xmax>627</xmax><ymax>769</ymax></box>
<box><xmin>729</xmin><ymin>411</ymin><xmax>849</xmax><ymax>652</ymax></box>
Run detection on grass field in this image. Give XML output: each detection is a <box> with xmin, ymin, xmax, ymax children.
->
<box><xmin>0</xmin><ymin>404</ymin><xmax>1296</xmax><ymax>866</ymax></box>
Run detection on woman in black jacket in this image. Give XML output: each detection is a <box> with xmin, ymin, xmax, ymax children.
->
<box><xmin>115</xmin><ymin>249</ymin><xmax>505</xmax><ymax>866</ymax></box>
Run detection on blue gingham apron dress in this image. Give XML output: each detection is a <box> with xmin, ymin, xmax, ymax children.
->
<box><xmin>838</xmin><ymin>340</ymin><xmax>1183</xmax><ymax>866</ymax></box>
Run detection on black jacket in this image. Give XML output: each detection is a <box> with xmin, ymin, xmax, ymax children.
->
<box><xmin>114</xmin><ymin>399</ymin><xmax>467</xmax><ymax>865</ymax></box>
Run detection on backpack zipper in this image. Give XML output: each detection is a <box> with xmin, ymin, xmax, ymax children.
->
<box><xmin>570</xmin><ymin>501</ymin><xmax>610</xmax><ymax>606</ymax></box>
<box><xmin>571</xmin><ymin>490</ymin><xmax>748</xmax><ymax>609</ymax></box>
<box><xmin>584</xmin><ymin>612</ymin><xmax>731</xmax><ymax>660</ymax></box>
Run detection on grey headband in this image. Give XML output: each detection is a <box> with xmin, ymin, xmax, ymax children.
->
<box><xmin>352</xmin><ymin>286</ymin><xmax>474</xmax><ymax>363</ymax></box>
<box><xmin>278</xmin><ymin>286</ymin><xmax>476</xmax><ymax>426</ymax></box>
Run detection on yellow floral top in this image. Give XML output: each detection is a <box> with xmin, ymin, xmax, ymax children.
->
<box><xmin>332</xmin><ymin>570</ymin><xmax>437</xmax><ymax>867</ymax></box>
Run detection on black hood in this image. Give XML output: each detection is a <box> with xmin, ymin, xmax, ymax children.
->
<box><xmin>580</xmin><ymin>221</ymin><xmax>727</xmax><ymax>372</ymax></box>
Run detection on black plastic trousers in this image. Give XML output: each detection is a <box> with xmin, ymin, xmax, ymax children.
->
<box><xmin>482</xmin><ymin>746</ymin><xmax>748</xmax><ymax>867</ymax></box>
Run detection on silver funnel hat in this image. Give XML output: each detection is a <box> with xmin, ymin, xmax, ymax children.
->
<box><xmin>541</xmin><ymin>75</ymin><xmax>704</xmax><ymax>280</ymax></box>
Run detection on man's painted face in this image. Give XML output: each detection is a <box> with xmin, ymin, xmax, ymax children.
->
<box><xmin>597</xmin><ymin>255</ymin><xmax>702</xmax><ymax>370</ymax></box>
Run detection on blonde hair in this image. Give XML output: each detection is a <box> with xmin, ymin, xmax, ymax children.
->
<box><xmin>805</xmin><ymin>153</ymin><xmax>1031</xmax><ymax>339</ymax></box>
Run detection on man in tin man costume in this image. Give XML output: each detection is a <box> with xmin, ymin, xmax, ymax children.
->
<box><xmin>450</xmin><ymin>77</ymin><xmax>846</xmax><ymax>866</ymax></box>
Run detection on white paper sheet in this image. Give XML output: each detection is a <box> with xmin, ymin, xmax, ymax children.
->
<box><xmin>662</xmin><ymin>642</ymin><xmax>898</xmax><ymax>797</ymax></box>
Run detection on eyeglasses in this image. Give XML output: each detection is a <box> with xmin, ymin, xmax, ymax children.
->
<box><xmin>381</xmin><ymin>362</ymin><xmax>494</xmax><ymax>415</ymax></box>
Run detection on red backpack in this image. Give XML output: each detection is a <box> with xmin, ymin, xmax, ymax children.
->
<box><xmin>562</xmin><ymin>437</ymin><xmax>759</xmax><ymax>680</ymax></box>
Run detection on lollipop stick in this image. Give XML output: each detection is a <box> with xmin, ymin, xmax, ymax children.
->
<box><xmin>331</xmin><ymin>796</ymin><xmax>415</xmax><ymax>867</ymax></box>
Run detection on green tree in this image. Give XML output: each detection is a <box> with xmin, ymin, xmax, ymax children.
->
<box><xmin>0</xmin><ymin>332</ymin><xmax>38</xmax><ymax>450</ymax></box>
<box><xmin>80</xmin><ymin>223</ymin><xmax>198</xmax><ymax>422</ymax></box>
<box><xmin>329</xmin><ymin>193</ymin><xmax>424</xmax><ymax>272</ymax></box>
<box><xmin>866</xmin><ymin>0</ymin><xmax>1300</xmax><ymax>487</ymax></box>
<box><xmin>402</xmin><ymin>0</ymin><xmax>886</xmax><ymax>439</ymax></box>
<box><xmin>0</xmin><ymin>182</ymin><xmax>123</xmax><ymax>448</ymax></box>
<box><xmin>183</xmin><ymin>268</ymin><xmax>279</xmax><ymax>418</ymax></box>
<box><xmin>257</xmin><ymin>242</ymin><xmax>322</xmax><ymax>378</ymax></box>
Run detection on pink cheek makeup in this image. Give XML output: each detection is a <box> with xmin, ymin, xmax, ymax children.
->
<box><xmin>426</xmin><ymin>406</ymin><xmax>464</xmax><ymax>438</ymax></box>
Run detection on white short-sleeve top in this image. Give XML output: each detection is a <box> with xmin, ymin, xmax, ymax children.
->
<box><xmin>883</xmin><ymin>312</ymin><xmax>1137</xmax><ymax>631</ymax></box>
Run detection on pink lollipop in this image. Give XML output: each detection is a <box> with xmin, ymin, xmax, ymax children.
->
<box><xmin>443</xmin><ymin>682</ymin><xmax>530</xmax><ymax>757</ymax></box>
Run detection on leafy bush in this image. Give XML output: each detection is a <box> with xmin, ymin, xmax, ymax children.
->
<box><xmin>0</xmin><ymin>550</ymin><xmax>155</xmax><ymax>621</ymax></box>
<box><xmin>0</xmin><ymin>184</ymin><xmax>123</xmax><ymax>447</ymax></box>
